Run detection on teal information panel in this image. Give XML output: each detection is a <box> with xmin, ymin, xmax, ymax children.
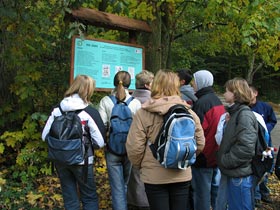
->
<box><xmin>71</xmin><ymin>37</ymin><xmax>144</xmax><ymax>90</ymax></box>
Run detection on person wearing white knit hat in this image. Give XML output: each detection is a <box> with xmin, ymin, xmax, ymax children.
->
<box><xmin>190</xmin><ymin>70</ymin><xmax>225</xmax><ymax>210</ymax></box>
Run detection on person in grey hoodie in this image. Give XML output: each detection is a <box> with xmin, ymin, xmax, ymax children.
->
<box><xmin>176</xmin><ymin>69</ymin><xmax>197</xmax><ymax>106</ymax></box>
<box><xmin>42</xmin><ymin>75</ymin><xmax>105</xmax><ymax>210</ymax></box>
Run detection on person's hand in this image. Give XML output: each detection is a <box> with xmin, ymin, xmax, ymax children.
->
<box><xmin>225</xmin><ymin>112</ymin><xmax>230</xmax><ymax>122</ymax></box>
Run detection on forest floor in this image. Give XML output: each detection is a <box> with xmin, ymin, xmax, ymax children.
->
<box><xmin>256</xmin><ymin>174</ymin><xmax>280</xmax><ymax>210</ymax></box>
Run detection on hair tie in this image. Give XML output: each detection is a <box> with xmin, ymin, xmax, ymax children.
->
<box><xmin>119</xmin><ymin>81</ymin><xmax>123</xmax><ymax>85</ymax></box>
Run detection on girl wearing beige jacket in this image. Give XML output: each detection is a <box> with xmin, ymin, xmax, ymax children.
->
<box><xmin>126</xmin><ymin>70</ymin><xmax>205</xmax><ymax>210</ymax></box>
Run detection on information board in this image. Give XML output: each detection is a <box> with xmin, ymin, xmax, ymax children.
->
<box><xmin>71</xmin><ymin>36</ymin><xmax>145</xmax><ymax>90</ymax></box>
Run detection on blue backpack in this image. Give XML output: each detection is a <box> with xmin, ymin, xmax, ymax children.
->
<box><xmin>149</xmin><ymin>104</ymin><xmax>197</xmax><ymax>170</ymax></box>
<box><xmin>108</xmin><ymin>95</ymin><xmax>134</xmax><ymax>156</ymax></box>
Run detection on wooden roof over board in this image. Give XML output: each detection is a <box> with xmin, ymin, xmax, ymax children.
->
<box><xmin>70</xmin><ymin>8</ymin><xmax>152</xmax><ymax>33</ymax></box>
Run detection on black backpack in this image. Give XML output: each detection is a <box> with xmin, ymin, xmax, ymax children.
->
<box><xmin>149</xmin><ymin>104</ymin><xmax>197</xmax><ymax>170</ymax></box>
<box><xmin>252</xmin><ymin>121</ymin><xmax>274</xmax><ymax>181</ymax></box>
<box><xmin>46</xmin><ymin>106</ymin><xmax>91</xmax><ymax>165</ymax></box>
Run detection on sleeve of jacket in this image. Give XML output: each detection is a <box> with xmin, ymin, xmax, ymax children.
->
<box><xmin>222</xmin><ymin>112</ymin><xmax>257</xmax><ymax>169</ymax></box>
<box><xmin>85</xmin><ymin>106</ymin><xmax>106</xmax><ymax>140</ymax></box>
<box><xmin>266</xmin><ymin>105</ymin><xmax>277</xmax><ymax>133</ymax></box>
<box><xmin>41</xmin><ymin>107</ymin><xmax>60</xmax><ymax>140</ymax></box>
<box><xmin>87</xmin><ymin>116</ymin><xmax>105</xmax><ymax>149</ymax></box>
<box><xmin>189</xmin><ymin>109</ymin><xmax>205</xmax><ymax>155</ymax></box>
<box><xmin>126</xmin><ymin>109</ymin><xmax>147</xmax><ymax>168</ymax></box>
<box><xmin>128</xmin><ymin>98</ymin><xmax>142</xmax><ymax>115</ymax></box>
<box><xmin>98</xmin><ymin>96</ymin><xmax>111</xmax><ymax>128</ymax></box>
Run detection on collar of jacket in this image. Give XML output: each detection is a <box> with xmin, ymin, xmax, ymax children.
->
<box><xmin>195</xmin><ymin>86</ymin><xmax>214</xmax><ymax>98</ymax></box>
<box><xmin>226</xmin><ymin>103</ymin><xmax>250</xmax><ymax>116</ymax></box>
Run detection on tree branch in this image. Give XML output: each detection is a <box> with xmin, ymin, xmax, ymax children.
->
<box><xmin>173</xmin><ymin>22</ymin><xmax>228</xmax><ymax>41</ymax></box>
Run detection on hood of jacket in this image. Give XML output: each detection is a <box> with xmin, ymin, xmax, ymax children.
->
<box><xmin>180</xmin><ymin>85</ymin><xmax>195</xmax><ymax>95</ymax></box>
<box><xmin>193</xmin><ymin>70</ymin><xmax>213</xmax><ymax>91</ymax></box>
<box><xmin>141</xmin><ymin>95</ymin><xmax>190</xmax><ymax>115</ymax></box>
<box><xmin>60</xmin><ymin>94</ymin><xmax>88</xmax><ymax>112</ymax></box>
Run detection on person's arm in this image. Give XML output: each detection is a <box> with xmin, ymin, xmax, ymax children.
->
<box><xmin>221</xmin><ymin>112</ymin><xmax>257</xmax><ymax>169</ymax></box>
<box><xmin>266</xmin><ymin>104</ymin><xmax>277</xmax><ymax>133</ymax></box>
<box><xmin>41</xmin><ymin>108</ymin><xmax>59</xmax><ymax>140</ymax></box>
<box><xmin>189</xmin><ymin>109</ymin><xmax>205</xmax><ymax>155</ymax></box>
<box><xmin>126</xmin><ymin>109</ymin><xmax>147</xmax><ymax>168</ymax></box>
<box><xmin>87</xmin><ymin>116</ymin><xmax>105</xmax><ymax>149</ymax></box>
<box><xmin>85</xmin><ymin>106</ymin><xmax>106</xmax><ymax>140</ymax></box>
<box><xmin>98</xmin><ymin>96</ymin><xmax>111</xmax><ymax>129</ymax></box>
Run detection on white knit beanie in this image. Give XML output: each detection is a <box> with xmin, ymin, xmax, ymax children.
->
<box><xmin>193</xmin><ymin>70</ymin><xmax>214</xmax><ymax>91</ymax></box>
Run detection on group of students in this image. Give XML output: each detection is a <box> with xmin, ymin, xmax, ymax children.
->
<box><xmin>42</xmin><ymin>68</ymin><xmax>278</xmax><ymax>210</ymax></box>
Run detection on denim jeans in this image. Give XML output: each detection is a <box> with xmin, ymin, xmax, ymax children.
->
<box><xmin>105</xmin><ymin>151</ymin><xmax>131</xmax><ymax>210</ymax></box>
<box><xmin>191</xmin><ymin>167</ymin><xmax>220</xmax><ymax>210</ymax></box>
<box><xmin>56</xmin><ymin>163</ymin><xmax>99</xmax><ymax>210</ymax></box>
<box><xmin>216</xmin><ymin>173</ymin><xmax>228</xmax><ymax>210</ymax></box>
<box><xmin>227</xmin><ymin>175</ymin><xmax>254</xmax><ymax>210</ymax></box>
<box><xmin>144</xmin><ymin>181</ymin><xmax>191</xmax><ymax>210</ymax></box>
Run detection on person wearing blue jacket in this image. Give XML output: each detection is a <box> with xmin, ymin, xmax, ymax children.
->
<box><xmin>250</xmin><ymin>85</ymin><xmax>277</xmax><ymax>207</ymax></box>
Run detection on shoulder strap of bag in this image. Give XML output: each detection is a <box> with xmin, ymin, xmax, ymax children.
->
<box><xmin>109</xmin><ymin>95</ymin><xmax>134</xmax><ymax>106</ymax></box>
<box><xmin>58</xmin><ymin>104</ymin><xmax>64</xmax><ymax>114</ymax></box>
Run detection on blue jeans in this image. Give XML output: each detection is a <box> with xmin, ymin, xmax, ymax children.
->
<box><xmin>191</xmin><ymin>167</ymin><xmax>220</xmax><ymax>210</ymax></box>
<box><xmin>227</xmin><ymin>175</ymin><xmax>254</xmax><ymax>210</ymax></box>
<box><xmin>216</xmin><ymin>173</ymin><xmax>228</xmax><ymax>210</ymax></box>
<box><xmin>105</xmin><ymin>151</ymin><xmax>131</xmax><ymax>210</ymax></box>
<box><xmin>56</xmin><ymin>163</ymin><xmax>99</xmax><ymax>210</ymax></box>
<box><xmin>144</xmin><ymin>181</ymin><xmax>191</xmax><ymax>210</ymax></box>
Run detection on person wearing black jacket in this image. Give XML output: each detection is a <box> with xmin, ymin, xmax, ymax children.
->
<box><xmin>191</xmin><ymin>70</ymin><xmax>225</xmax><ymax>210</ymax></box>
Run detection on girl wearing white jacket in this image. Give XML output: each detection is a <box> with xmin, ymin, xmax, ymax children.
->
<box><xmin>42</xmin><ymin>75</ymin><xmax>105</xmax><ymax>210</ymax></box>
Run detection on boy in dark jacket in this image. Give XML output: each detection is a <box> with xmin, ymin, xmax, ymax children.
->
<box><xmin>250</xmin><ymin>85</ymin><xmax>277</xmax><ymax>206</ymax></box>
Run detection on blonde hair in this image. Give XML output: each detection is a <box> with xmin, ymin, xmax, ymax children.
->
<box><xmin>113</xmin><ymin>71</ymin><xmax>131</xmax><ymax>101</ymax></box>
<box><xmin>64</xmin><ymin>75</ymin><xmax>95</xmax><ymax>103</ymax></box>
<box><xmin>135</xmin><ymin>70</ymin><xmax>154</xmax><ymax>89</ymax></box>
<box><xmin>151</xmin><ymin>69</ymin><xmax>181</xmax><ymax>99</ymax></box>
<box><xmin>225</xmin><ymin>77</ymin><xmax>253</xmax><ymax>105</ymax></box>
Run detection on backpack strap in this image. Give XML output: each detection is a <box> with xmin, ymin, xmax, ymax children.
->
<box><xmin>58</xmin><ymin>104</ymin><xmax>64</xmax><ymax>114</ymax></box>
<box><xmin>109</xmin><ymin>95</ymin><xmax>117</xmax><ymax>105</ymax></box>
<box><xmin>125</xmin><ymin>96</ymin><xmax>134</xmax><ymax>105</ymax></box>
<box><xmin>109</xmin><ymin>95</ymin><xmax>134</xmax><ymax>106</ymax></box>
<box><xmin>58</xmin><ymin>104</ymin><xmax>85</xmax><ymax>115</ymax></box>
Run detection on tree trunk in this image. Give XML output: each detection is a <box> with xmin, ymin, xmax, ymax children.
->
<box><xmin>247</xmin><ymin>52</ymin><xmax>264</xmax><ymax>84</ymax></box>
<box><xmin>138</xmin><ymin>3</ymin><xmax>172</xmax><ymax>73</ymax></box>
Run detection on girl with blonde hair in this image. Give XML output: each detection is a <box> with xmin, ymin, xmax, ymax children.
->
<box><xmin>126</xmin><ymin>69</ymin><xmax>205</xmax><ymax>210</ymax></box>
<box><xmin>42</xmin><ymin>75</ymin><xmax>105</xmax><ymax>210</ymax></box>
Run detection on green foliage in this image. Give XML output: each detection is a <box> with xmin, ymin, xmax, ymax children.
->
<box><xmin>0</xmin><ymin>0</ymin><xmax>279</xmax><ymax>208</ymax></box>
